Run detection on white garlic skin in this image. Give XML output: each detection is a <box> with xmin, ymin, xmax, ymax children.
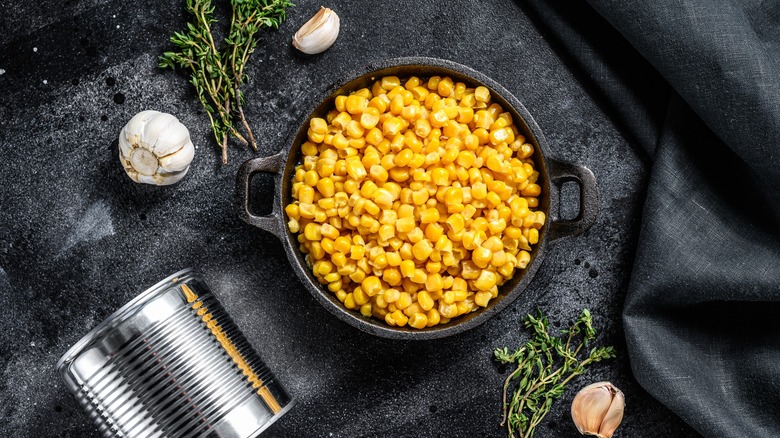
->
<box><xmin>292</xmin><ymin>6</ymin><xmax>340</xmax><ymax>55</ymax></box>
<box><xmin>571</xmin><ymin>381</ymin><xmax>625</xmax><ymax>438</ymax></box>
<box><xmin>118</xmin><ymin>110</ymin><xmax>195</xmax><ymax>186</ymax></box>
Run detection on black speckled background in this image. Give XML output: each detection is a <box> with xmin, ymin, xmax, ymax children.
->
<box><xmin>0</xmin><ymin>1</ymin><xmax>701</xmax><ymax>437</ymax></box>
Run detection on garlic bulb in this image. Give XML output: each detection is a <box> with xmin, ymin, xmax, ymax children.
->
<box><xmin>571</xmin><ymin>381</ymin><xmax>625</xmax><ymax>438</ymax></box>
<box><xmin>118</xmin><ymin>110</ymin><xmax>195</xmax><ymax>186</ymax></box>
<box><xmin>292</xmin><ymin>6</ymin><xmax>340</xmax><ymax>55</ymax></box>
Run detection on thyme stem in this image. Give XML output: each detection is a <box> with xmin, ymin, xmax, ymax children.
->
<box><xmin>159</xmin><ymin>0</ymin><xmax>293</xmax><ymax>163</ymax></box>
<box><xmin>494</xmin><ymin>309</ymin><xmax>616</xmax><ymax>438</ymax></box>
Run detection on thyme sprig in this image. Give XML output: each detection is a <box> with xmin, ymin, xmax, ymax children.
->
<box><xmin>494</xmin><ymin>309</ymin><xmax>616</xmax><ymax>438</ymax></box>
<box><xmin>159</xmin><ymin>0</ymin><xmax>293</xmax><ymax>163</ymax></box>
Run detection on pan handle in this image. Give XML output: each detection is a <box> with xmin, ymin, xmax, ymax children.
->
<box><xmin>547</xmin><ymin>158</ymin><xmax>599</xmax><ymax>241</ymax></box>
<box><xmin>236</xmin><ymin>152</ymin><xmax>286</xmax><ymax>240</ymax></box>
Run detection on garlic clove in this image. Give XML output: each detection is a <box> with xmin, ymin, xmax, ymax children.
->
<box><xmin>292</xmin><ymin>6</ymin><xmax>340</xmax><ymax>55</ymax></box>
<box><xmin>571</xmin><ymin>382</ymin><xmax>625</xmax><ymax>438</ymax></box>
<box><xmin>159</xmin><ymin>139</ymin><xmax>195</xmax><ymax>172</ymax></box>
<box><xmin>152</xmin><ymin>125</ymin><xmax>190</xmax><ymax>157</ymax></box>
<box><xmin>598</xmin><ymin>389</ymin><xmax>625</xmax><ymax>438</ymax></box>
<box><xmin>154</xmin><ymin>167</ymin><xmax>189</xmax><ymax>186</ymax></box>
<box><xmin>142</xmin><ymin>112</ymin><xmax>177</xmax><ymax>148</ymax></box>
<box><xmin>124</xmin><ymin>110</ymin><xmax>158</xmax><ymax>145</ymax></box>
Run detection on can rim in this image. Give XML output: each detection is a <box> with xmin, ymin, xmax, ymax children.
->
<box><xmin>55</xmin><ymin>267</ymin><xmax>196</xmax><ymax>373</ymax></box>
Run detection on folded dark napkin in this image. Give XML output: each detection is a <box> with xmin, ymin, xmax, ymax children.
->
<box><xmin>522</xmin><ymin>0</ymin><xmax>780</xmax><ymax>436</ymax></box>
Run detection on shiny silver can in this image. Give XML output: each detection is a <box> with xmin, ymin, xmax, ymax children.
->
<box><xmin>56</xmin><ymin>268</ymin><xmax>294</xmax><ymax>437</ymax></box>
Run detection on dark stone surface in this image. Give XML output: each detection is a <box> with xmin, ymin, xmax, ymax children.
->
<box><xmin>0</xmin><ymin>1</ymin><xmax>700</xmax><ymax>437</ymax></box>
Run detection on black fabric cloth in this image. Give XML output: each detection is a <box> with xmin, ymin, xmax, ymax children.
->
<box><xmin>521</xmin><ymin>0</ymin><xmax>780</xmax><ymax>437</ymax></box>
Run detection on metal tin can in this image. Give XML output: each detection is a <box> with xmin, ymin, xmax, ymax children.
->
<box><xmin>56</xmin><ymin>268</ymin><xmax>294</xmax><ymax>437</ymax></box>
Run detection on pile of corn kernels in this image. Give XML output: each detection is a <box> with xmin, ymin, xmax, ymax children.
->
<box><xmin>284</xmin><ymin>75</ymin><xmax>545</xmax><ymax>329</ymax></box>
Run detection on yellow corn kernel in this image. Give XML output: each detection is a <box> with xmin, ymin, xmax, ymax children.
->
<box><xmin>474</xmin><ymin>86</ymin><xmax>490</xmax><ymax>103</ymax></box>
<box><xmin>437</xmin><ymin>76</ymin><xmax>454</xmax><ymax>97</ymax></box>
<box><xmin>299</xmin><ymin>203</ymin><xmax>316</xmax><ymax>220</ymax></box>
<box><xmin>304</xmin><ymin>170</ymin><xmax>320</xmax><ymax>187</ymax></box>
<box><xmin>302</xmin><ymin>223</ymin><xmax>320</xmax><ymax>241</ymax></box>
<box><xmin>350</xmin><ymin>244</ymin><xmax>365</xmax><ymax>260</ymax></box>
<box><xmin>408</xmin><ymin>153</ymin><xmax>426</xmax><ymax>169</ymax></box>
<box><xmin>364</xmin><ymin>164</ymin><xmax>388</xmax><ymax>183</ymax></box>
<box><xmin>409</xmin><ymin>189</ymin><xmax>428</xmax><ymax>206</ymax></box>
<box><xmin>359</xmin><ymin>107</ymin><xmax>380</xmax><ymax>129</ymax></box>
<box><xmin>474</xmin><ymin>291</ymin><xmax>492</xmax><ymax>308</ymax></box>
<box><xmin>521</xmin><ymin>183</ymin><xmax>541</xmax><ymax>197</ymax></box>
<box><xmin>318</xmin><ymin>197</ymin><xmax>336</xmax><ymax>210</ymax></box>
<box><xmin>431</xmin><ymin>167</ymin><xmax>449</xmax><ymax>186</ymax></box>
<box><xmin>472</xmin><ymin>246</ymin><xmax>492</xmax><ymax>268</ymax></box>
<box><xmin>319</xmin><ymin>223</ymin><xmax>339</xmax><ymax>240</ymax></box>
<box><xmin>370</xmin><ymin>188</ymin><xmax>393</xmax><ymax>210</ymax></box>
<box><xmin>287</xmin><ymin>218</ymin><xmax>300</xmax><ymax>233</ymax></box>
<box><xmin>527</xmin><ymin>228</ymin><xmax>539</xmax><ymax>245</ymax></box>
<box><xmin>348</xmin><ymin>267</ymin><xmax>365</xmax><ymax>282</ymax></box>
<box><xmin>345</xmin><ymin>95</ymin><xmax>368</xmax><ymax>114</ymax></box>
<box><xmin>487</xmin><ymin>218</ymin><xmax>507</xmax><ymax>235</ymax></box>
<box><xmin>390</xmin><ymin>148</ymin><xmax>411</xmax><ymax>167</ymax></box>
<box><xmin>383</xmin><ymin>288</ymin><xmax>400</xmax><ymax>303</ymax></box>
<box><xmin>485</xmin><ymin>191</ymin><xmax>501</xmax><ymax>207</ymax></box>
<box><xmin>399</xmin><ymin>242</ymin><xmax>413</xmax><ymax>260</ymax></box>
<box><xmin>457</xmin><ymin>106</ymin><xmax>474</xmax><ymax>124</ymax></box>
<box><xmin>424</xmin><ymin>223</ymin><xmax>444</xmax><ymax>243</ymax></box>
<box><xmin>382</xmin><ymin>268</ymin><xmax>402</xmax><ymax>286</ymax></box>
<box><xmin>440</xmin><ymin>215</ymin><xmax>464</xmax><ymax>236</ymax></box>
<box><xmin>483</xmin><ymin>236</ymin><xmax>503</xmax><ymax>251</ymax></box>
<box><xmin>298</xmin><ymin>186</ymin><xmax>315</xmax><ymax>204</ymax></box>
<box><xmin>408</xmin><ymin>313</ymin><xmax>428</xmax><ymax>329</ymax></box>
<box><xmin>406</xmin><ymin>227</ymin><xmax>423</xmax><ymax>243</ymax></box>
<box><xmin>344</xmin><ymin>293</ymin><xmax>358</xmax><ymax>310</ymax></box>
<box><xmin>382</xmin><ymin>251</ymin><xmax>400</xmax><ymax>267</ymax></box>
<box><xmin>345</xmin><ymin>120</ymin><xmax>365</xmax><ymax>139</ymax></box>
<box><xmin>490</xmin><ymin>250</ymin><xmax>507</xmax><ymax>267</ymax></box>
<box><xmin>414</xmin><ymin>290</ymin><xmax>432</xmax><ymax>310</ymax></box>
<box><xmin>422</xmin><ymin>271</ymin><xmax>442</xmax><ymax>291</ymax></box>
<box><xmin>419</xmin><ymin>208</ymin><xmax>439</xmax><ymax>224</ymax></box>
<box><xmin>373</xmin><ymin>223</ymin><xmax>392</xmax><ymax>241</ymax></box>
<box><xmin>310</xmin><ymin>117</ymin><xmax>328</xmax><ymax>135</ymax></box>
<box><xmin>443</xmin><ymin>187</ymin><xmax>463</xmax><ymax>206</ymax></box>
<box><xmin>332</xmin><ymin>251</ymin><xmax>350</xmax><ymax>267</ymax></box>
<box><xmin>400</xmin><ymin>260</ymin><xmax>416</xmax><ymax>278</ymax></box>
<box><xmin>439</xmin><ymin>301</ymin><xmax>458</xmax><ymax>319</ymax></box>
<box><xmin>377</xmin><ymin>75</ymin><xmax>398</xmax><ymax>90</ymax></box>
<box><xmin>410</xmin><ymin>269</ymin><xmax>428</xmax><ymax>284</ymax></box>
<box><xmin>314</xmin><ymin>178</ymin><xmax>334</xmax><ymax>198</ymax></box>
<box><xmin>334</xmin><ymin>236</ymin><xmax>351</xmax><ymax>253</ymax></box>
<box><xmin>474</xmin><ymin>270</ymin><xmax>498</xmax><ymax>291</ymax></box>
<box><xmin>346</xmin><ymin>160</ymin><xmax>367</xmax><ymax>181</ymax></box>
<box><xmin>360</xmin><ymin>303</ymin><xmax>373</xmax><ymax>317</ymax></box>
<box><xmin>396</xmin><ymin>216</ymin><xmax>416</xmax><ymax>234</ymax></box>
<box><xmin>382</xmin><ymin>116</ymin><xmax>403</xmax><ymax>137</ymax></box>
<box><xmin>360</xmin><ymin>276</ymin><xmax>381</xmax><ymax>297</ymax></box>
<box><xmin>285</xmin><ymin>204</ymin><xmax>300</xmax><ymax>220</ymax></box>
<box><xmin>412</xmin><ymin>240</ymin><xmax>433</xmax><ymax>261</ymax></box>
<box><xmin>388</xmin><ymin>167</ymin><xmax>409</xmax><ymax>183</ymax></box>
<box><xmin>396</xmin><ymin>292</ymin><xmax>412</xmax><ymax>310</ymax></box>
<box><xmin>389</xmin><ymin>93</ymin><xmax>404</xmax><ymax>115</ymax></box>
<box><xmin>430</xmin><ymin>109</ymin><xmax>449</xmax><ymax>128</ymax></box>
<box><xmin>379</xmin><ymin>209</ymin><xmax>397</xmax><ymax>224</ymax></box>
<box><xmin>328</xmin><ymin>279</ymin><xmax>342</xmax><ymax>293</ymax></box>
<box><xmin>401</xmin><ymin>104</ymin><xmax>420</xmax><ymax>121</ymax></box>
<box><xmin>390</xmin><ymin>310</ymin><xmax>408</xmax><ymax>327</ymax></box>
<box><xmin>516</xmin><ymin>250</ymin><xmax>531</xmax><ymax>269</ymax></box>
<box><xmin>426</xmin><ymin>308</ymin><xmax>441</xmax><ymax>326</ymax></box>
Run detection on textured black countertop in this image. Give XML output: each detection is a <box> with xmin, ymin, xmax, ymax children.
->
<box><xmin>0</xmin><ymin>1</ymin><xmax>701</xmax><ymax>437</ymax></box>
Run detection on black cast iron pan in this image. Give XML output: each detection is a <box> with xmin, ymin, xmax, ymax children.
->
<box><xmin>236</xmin><ymin>57</ymin><xmax>598</xmax><ymax>340</ymax></box>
